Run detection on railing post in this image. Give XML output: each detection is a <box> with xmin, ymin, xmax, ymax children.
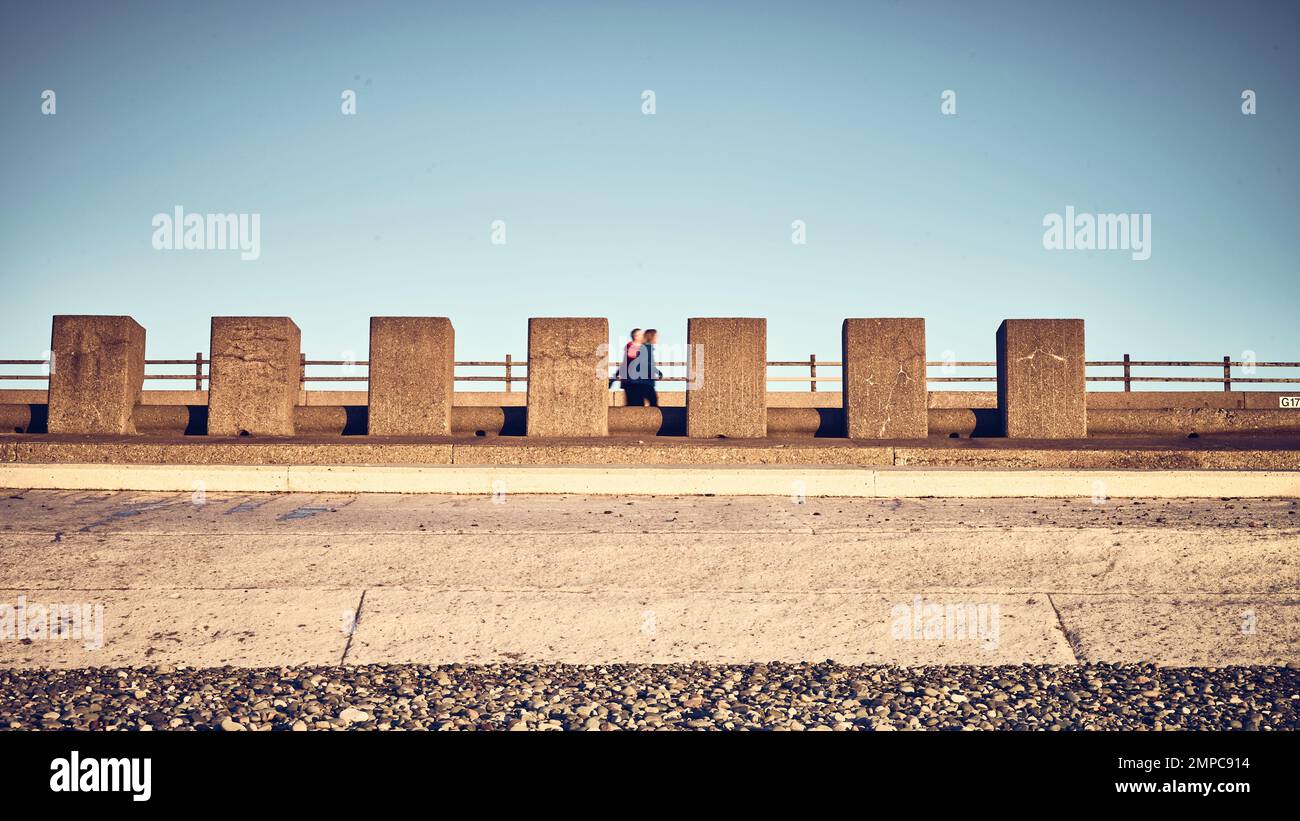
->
<box><xmin>505</xmin><ymin>353</ymin><xmax>512</xmax><ymax>393</ymax></box>
<box><xmin>1224</xmin><ymin>355</ymin><xmax>1232</xmax><ymax>392</ymax></box>
<box><xmin>1122</xmin><ymin>353</ymin><xmax>1131</xmax><ymax>392</ymax></box>
<box><xmin>195</xmin><ymin>351</ymin><xmax>203</xmax><ymax>391</ymax></box>
<box><xmin>809</xmin><ymin>354</ymin><xmax>817</xmax><ymax>392</ymax></box>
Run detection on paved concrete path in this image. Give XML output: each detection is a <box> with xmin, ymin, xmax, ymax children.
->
<box><xmin>0</xmin><ymin>491</ymin><xmax>1296</xmax><ymax>668</ymax></box>
<box><xmin>3</xmin><ymin>462</ymin><xmax>1300</xmax><ymax>497</ymax></box>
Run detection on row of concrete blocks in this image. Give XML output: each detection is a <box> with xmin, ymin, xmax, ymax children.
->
<box><xmin>45</xmin><ymin>315</ymin><xmax>1086</xmax><ymax>439</ymax></box>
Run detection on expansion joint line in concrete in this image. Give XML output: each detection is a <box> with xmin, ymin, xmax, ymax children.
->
<box><xmin>340</xmin><ymin>589</ymin><xmax>367</xmax><ymax>665</ymax></box>
<box><xmin>1046</xmin><ymin>593</ymin><xmax>1082</xmax><ymax>663</ymax></box>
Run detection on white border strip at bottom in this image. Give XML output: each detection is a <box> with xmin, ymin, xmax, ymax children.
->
<box><xmin>0</xmin><ymin>463</ymin><xmax>1297</xmax><ymax>498</ymax></box>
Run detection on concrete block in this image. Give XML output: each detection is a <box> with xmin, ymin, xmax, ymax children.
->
<box><xmin>368</xmin><ymin>317</ymin><xmax>454</xmax><ymax>436</ymax></box>
<box><xmin>525</xmin><ymin>318</ymin><xmax>608</xmax><ymax>437</ymax></box>
<box><xmin>842</xmin><ymin>318</ymin><xmax>927</xmax><ymax>438</ymax></box>
<box><xmin>208</xmin><ymin>317</ymin><xmax>301</xmax><ymax>436</ymax></box>
<box><xmin>686</xmin><ymin>318</ymin><xmax>766</xmax><ymax>438</ymax></box>
<box><xmin>47</xmin><ymin>315</ymin><xmax>145</xmax><ymax>435</ymax></box>
<box><xmin>996</xmin><ymin>319</ymin><xmax>1086</xmax><ymax>438</ymax></box>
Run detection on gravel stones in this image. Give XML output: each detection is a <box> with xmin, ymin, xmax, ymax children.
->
<box><xmin>0</xmin><ymin>662</ymin><xmax>1295</xmax><ymax>731</ymax></box>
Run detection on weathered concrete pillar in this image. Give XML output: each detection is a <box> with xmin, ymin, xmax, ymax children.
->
<box><xmin>208</xmin><ymin>316</ymin><xmax>301</xmax><ymax>436</ymax></box>
<box><xmin>526</xmin><ymin>317</ymin><xmax>608</xmax><ymax>437</ymax></box>
<box><xmin>842</xmin><ymin>318</ymin><xmax>927</xmax><ymax>439</ymax></box>
<box><xmin>47</xmin><ymin>315</ymin><xmax>146</xmax><ymax>435</ymax></box>
<box><xmin>686</xmin><ymin>318</ymin><xmax>766</xmax><ymax>438</ymax></box>
<box><xmin>368</xmin><ymin>317</ymin><xmax>455</xmax><ymax>436</ymax></box>
<box><xmin>996</xmin><ymin>319</ymin><xmax>1086</xmax><ymax>438</ymax></box>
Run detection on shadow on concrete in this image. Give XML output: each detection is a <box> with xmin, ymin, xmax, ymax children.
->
<box><xmin>972</xmin><ymin>409</ymin><xmax>1001</xmax><ymax>437</ymax></box>
<box><xmin>813</xmin><ymin>408</ymin><xmax>841</xmax><ymax>437</ymax></box>
<box><xmin>342</xmin><ymin>406</ymin><xmax>367</xmax><ymax>436</ymax></box>
<box><xmin>500</xmin><ymin>407</ymin><xmax>527</xmax><ymax>436</ymax></box>
<box><xmin>183</xmin><ymin>405</ymin><xmax>208</xmax><ymax>436</ymax></box>
<box><xmin>657</xmin><ymin>407</ymin><xmax>686</xmax><ymax>436</ymax></box>
<box><xmin>24</xmin><ymin>403</ymin><xmax>48</xmax><ymax>434</ymax></box>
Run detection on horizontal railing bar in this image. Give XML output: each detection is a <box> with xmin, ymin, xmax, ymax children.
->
<box><xmin>2</xmin><ymin>374</ymin><xmax>1298</xmax><ymax>386</ymax></box>
<box><xmin>768</xmin><ymin>376</ymin><xmax>841</xmax><ymax>382</ymax></box>
<box><xmin>605</xmin><ymin>363</ymin><xmax>688</xmax><ymax>369</ymax></box>
<box><xmin>5</xmin><ymin>357</ymin><xmax>1300</xmax><ymax>368</ymax></box>
<box><xmin>7</xmin><ymin>350</ymin><xmax>1300</xmax><ymax>395</ymax></box>
<box><xmin>8</xmin><ymin>358</ymin><xmax>1296</xmax><ymax>370</ymax></box>
<box><xmin>1088</xmin><ymin>376</ymin><xmax>1300</xmax><ymax>384</ymax></box>
<box><xmin>1088</xmin><ymin>361</ymin><xmax>1300</xmax><ymax>368</ymax></box>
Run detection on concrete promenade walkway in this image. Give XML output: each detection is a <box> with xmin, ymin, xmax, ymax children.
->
<box><xmin>3</xmin><ymin>462</ymin><xmax>1300</xmax><ymax>497</ymax></box>
<box><xmin>1</xmin><ymin>491</ymin><xmax>1296</xmax><ymax>669</ymax></box>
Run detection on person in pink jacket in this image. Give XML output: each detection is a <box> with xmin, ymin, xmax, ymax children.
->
<box><xmin>621</xmin><ymin>329</ymin><xmax>644</xmax><ymax>405</ymax></box>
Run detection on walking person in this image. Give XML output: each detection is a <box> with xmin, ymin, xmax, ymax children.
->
<box><xmin>621</xmin><ymin>328</ymin><xmax>644</xmax><ymax>407</ymax></box>
<box><xmin>639</xmin><ymin>328</ymin><xmax>663</xmax><ymax>407</ymax></box>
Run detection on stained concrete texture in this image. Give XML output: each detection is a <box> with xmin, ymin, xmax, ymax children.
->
<box><xmin>47</xmin><ymin>316</ymin><xmax>145</xmax><ymax>436</ymax></box>
<box><xmin>0</xmin><ymin>587</ymin><xmax>358</xmax><ymax>668</ymax></box>
<box><xmin>842</xmin><ymin>318</ymin><xmax>927</xmax><ymax>439</ymax></box>
<box><xmin>997</xmin><ymin>319</ymin><xmax>1086</xmax><ymax>438</ymax></box>
<box><xmin>3</xmin><ymin>434</ymin><xmax>1300</xmax><ymax>470</ymax></box>
<box><xmin>1050</xmin><ymin>594</ymin><xmax>1300</xmax><ymax>666</ymax></box>
<box><xmin>0</xmin><ymin>492</ymin><xmax>1295</xmax><ymax>668</ymax></box>
<box><xmin>525</xmin><ymin>318</ymin><xmax>608</xmax><ymax>437</ymax></box>
<box><xmin>345</xmin><ymin>590</ymin><xmax>1072</xmax><ymax>666</ymax></box>
<box><xmin>367</xmin><ymin>317</ymin><xmax>454</xmax><ymax>436</ymax></box>
<box><xmin>1087</xmin><ymin>407</ymin><xmax>1300</xmax><ymax>436</ymax></box>
<box><xmin>686</xmin><ymin>318</ymin><xmax>767</xmax><ymax>438</ymax></box>
<box><xmin>208</xmin><ymin>317</ymin><xmax>301</xmax><ymax>437</ymax></box>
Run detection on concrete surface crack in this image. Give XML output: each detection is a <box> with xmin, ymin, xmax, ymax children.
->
<box><xmin>339</xmin><ymin>589</ymin><xmax>367</xmax><ymax>664</ymax></box>
<box><xmin>1045</xmin><ymin>592</ymin><xmax>1082</xmax><ymax>663</ymax></box>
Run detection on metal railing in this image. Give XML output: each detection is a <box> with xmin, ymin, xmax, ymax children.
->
<box><xmin>2</xmin><ymin>354</ymin><xmax>1298</xmax><ymax>392</ymax></box>
<box><xmin>1087</xmin><ymin>357</ymin><xmax>1300</xmax><ymax>391</ymax></box>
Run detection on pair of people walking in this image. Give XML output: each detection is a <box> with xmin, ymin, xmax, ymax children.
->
<box><xmin>619</xmin><ymin>328</ymin><xmax>661</xmax><ymax>407</ymax></box>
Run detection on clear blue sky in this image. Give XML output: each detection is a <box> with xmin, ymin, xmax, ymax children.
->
<box><xmin>2</xmin><ymin>0</ymin><xmax>1297</xmax><ymax>389</ymax></box>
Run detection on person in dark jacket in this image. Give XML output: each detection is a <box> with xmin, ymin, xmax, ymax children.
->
<box><xmin>638</xmin><ymin>329</ymin><xmax>663</xmax><ymax>407</ymax></box>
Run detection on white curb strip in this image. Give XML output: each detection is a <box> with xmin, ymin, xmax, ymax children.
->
<box><xmin>0</xmin><ymin>463</ymin><xmax>1298</xmax><ymax>497</ymax></box>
